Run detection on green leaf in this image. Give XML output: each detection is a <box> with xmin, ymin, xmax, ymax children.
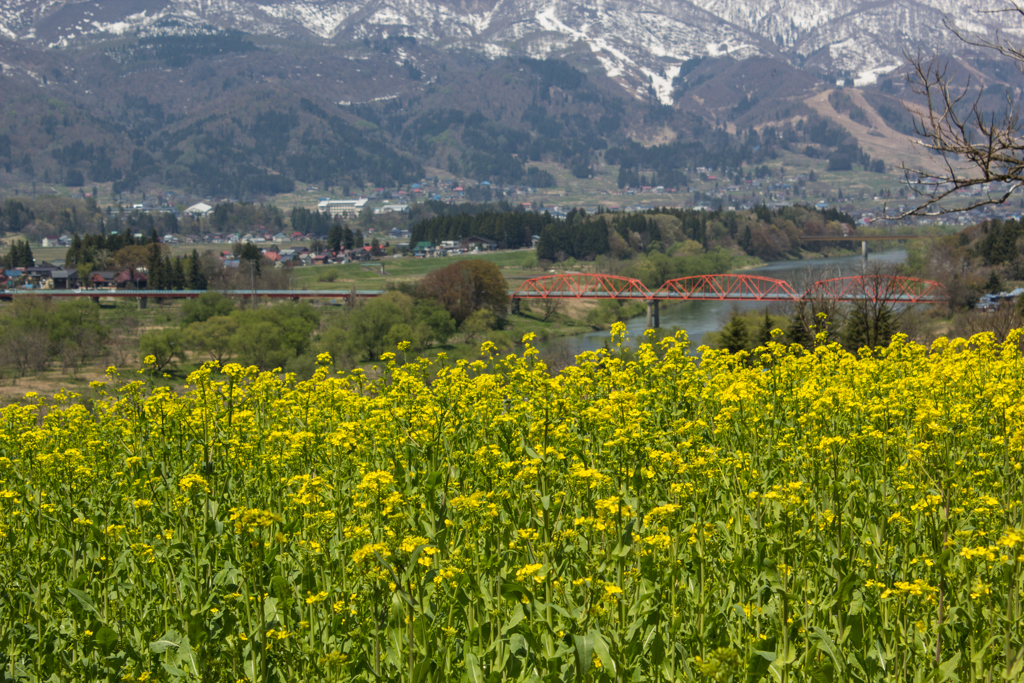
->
<box><xmin>161</xmin><ymin>662</ymin><xmax>188</xmax><ymax>678</ymax></box>
<box><xmin>748</xmin><ymin>648</ymin><xmax>773</xmax><ymax>682</ymax></box>
<box><xmin>374</xmin><ymin>549</ymin><xmax>400</xmax><ymax>585</ymax></box>
<box><xmin>936</xmin><ymin>651</ymin><xmax>961</xmax><ymax>682</ymax></box>
<box><xmin>805</xmin><ymin>661</ymin><xmax>836</xmax><ymax>683</ymax></box>
<box><xmin>501</xmin><ymin>604</ymin><xmax>525</xmax><ymax>635</ymax></box>
<box><xmin>412</xmin><ymin>659</ymin><xmax>433</xmax><ymax>683</ymax></box>
<box><xmin>776</xmin><ymin>641</ymin><xmax>797</xmax><ymax>665</ymax></box>
<box><xmin>847</xmin><ymin>589</ymin><xmax>864</xmax><ymax>616</ymax></box>
<box><xmin>67</xmin><ymin>588</ymin><xmax>102</xmax><ymax>621</ymax></box>
<box><xmin>465</xmin><ymin>652</ymin><xmax>484</xmax><ymax>683</ymax></box>
<box><xmin>591</xmin><ymin>629</ymin><xmax>616</xmax><ymax>674</ymax></box>
<box><xmin>1004</xmin><ymin>647</ymin><xmax>1024</xmax><ymax>680</ymax></box>
<box><xmin>174</xmin><ymin>632</ymin><xmax>198</xmax><ymax>677</ymax></box>
<box><xmin>94</xmin><ymin>625</ymin><xmax>119</xmax><ymax>655</ymax></box>
<box><xmin>836</xmin><ymin>573</ymin><xmax>858</xmax><ymax>603</ymax></box>
<box><xmin>970</xmin><ymin>637</ymin><xmax>998</xmax><ymax>665</ymax></box>
<box><xmin>573</xmin><ymin>634</ymin><xmax>594</xmax><ymax>680</ymax></box>
<box><xmin>649</xmin><ymin>632</ymin><xmax>665</xmax><ymax>667</ymax></box>
<box><xmin>150</xmin><ymin>631</ymin><xmax>182</xmax><ymax>654</ymax></box>
<box><xmin>407</xmin><ymin>543</ymin><xmax>431</xmax><ymax>579</ymax></box>
<box><xmin>809</xmin><ymin>627</ymin><xmax>841</xmax><ymax>669</ymax></box>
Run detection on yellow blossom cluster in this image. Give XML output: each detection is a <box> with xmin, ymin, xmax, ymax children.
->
<box><xmin>0</xmin><ymin>331</ymin><xmax>1020</xmax><ymax>682</ymax></box>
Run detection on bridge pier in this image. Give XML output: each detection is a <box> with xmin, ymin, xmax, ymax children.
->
<box><xmin>510</xmin><ymin>297</ymin><xmax>520</xmax><ymax>315</ymax></box>
<box><xmin>646</xmin><ymin>300</ymin><xmax>660</xmax><ymax>329</ymax></box>
<box><xmin>91</xmin><ymin>296</ymin><xmax>100</xmax><ymax>305</ymax></box>
<box><xmin>137</xmin><ymin>297</ymin><xmax>147</xmax><ymax>310</ymax></box>
<box><xmin>862</xmin><ymin>240</ymin><xmax>868</xmax><ymax>272</ymax></box>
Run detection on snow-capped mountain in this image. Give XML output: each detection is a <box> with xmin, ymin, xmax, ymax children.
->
<box><xmin>2</xmin><ymin>0</ymin><xmax>1022</xmax><ymax>101</ymax></box>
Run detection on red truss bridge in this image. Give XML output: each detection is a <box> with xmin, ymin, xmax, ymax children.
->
<box><xmin>513</xmin><ymin>273</ymin><xmax>947</xmax><ymax>304</ymax></box>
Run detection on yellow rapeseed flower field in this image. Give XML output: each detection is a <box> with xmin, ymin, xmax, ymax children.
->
<box><xmin>0</xmin><ymin>325</ymin><xmax>1022</xmax><ymax>682</ymax></box>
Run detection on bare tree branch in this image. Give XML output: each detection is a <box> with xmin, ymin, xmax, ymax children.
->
<box><xmin>896</xmin><ymin>3</ymin><xmax>1024</xmax><ymax>217</ymax></box>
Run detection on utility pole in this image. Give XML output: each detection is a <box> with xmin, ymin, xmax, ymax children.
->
<box><xmin>250</xmin><ymin>258</ymin><xmax>256</xmax><ymax>309</ymax></box>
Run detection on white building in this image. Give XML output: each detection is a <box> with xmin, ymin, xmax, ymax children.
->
<box><xmin>185</xmin><ymin>202</ymin><xmax>214</xmax><ymax>216</ymax></box>
<box><xmin>317</xmin><ymin>198</ymin><xmax>368</xmax><ymax>219</ymax></box>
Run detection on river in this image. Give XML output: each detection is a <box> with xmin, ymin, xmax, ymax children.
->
<box><xmin>534</xmin><ymin>250</ymin><xmax>907</xmax><ymax>361</ymax></box>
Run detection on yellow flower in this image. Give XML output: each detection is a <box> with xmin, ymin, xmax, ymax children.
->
<box><xmin>603</xmin><ymin>584</ymin><xmax>624</xmax><ymax>600</ymax></box>
<box><xmin>305</xmin><ymin>591</ymin><xmax>328</xmax><ymax>605</ymax></box>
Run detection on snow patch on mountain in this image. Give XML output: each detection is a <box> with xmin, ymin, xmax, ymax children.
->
<box><xmin>640</xmin><ymin>66</ymin><xmax>674</xmax><ymax>105</ymax></box>
<box><xmin>855</xmin><ymin>63</ymin><xmax>898</xmax><ymax>86</ymax></box>
<box><xmin>256</xmin><ymin>3</ymin><xmax>352</xmax><ymax>38</ymax></box>
<box><xmin>89</xmin><ymin>11</ymin><xmax>153</xmax><ymax>36</ymax></box>
<box><xmin>5</xmin><ymin>0</ymin><xmax>1024</xmax><ymax>101</ymax></box>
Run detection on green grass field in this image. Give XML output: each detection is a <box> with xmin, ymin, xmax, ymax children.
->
<box><xmin>288</xmin><ymin>250</ymin><xmax>542</xmax><ymax>291</ymax></box>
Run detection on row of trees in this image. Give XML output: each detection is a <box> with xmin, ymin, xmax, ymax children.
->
<box><xmin>326</xmin><ymin>224</ymin><xmax>365</xmax><ymax>252</ymax></box>
<box><xmin>976</xmin><ymin>218</ymin><xmax>1023</xmax><ymax>266</ymax></box>
<box><xmin>535</xmin><ymin>205</ymin><xmax>854</xmax><ymax>268</ymax></box>
<box><xmin>320</xmin><ymin>260</ymin><xmax>509</xmax><ymax>365</ymax></box>
<box><xmin>147</xmin><ymin>249</ymin><xmax>209</xmax><ymax>290</ymax></box>
<box><xmin>0</xmin><ymin>299</ymin><xmax>138</xmax><ymax>376</ymax></box>
<box><xmin>142</xmin><ymin>295</ymin><xmax>321</xmax><ymax>374</ymax></box>
<box><xmin>410</xmin><ymin>208</ymin><xmax>549</xmax><ymax>249</ymax></box>
<box><xmin>715</xmin><ymin>267</ymin><xmax>910</xmax><ymax>356</ymax></box>
<box><xmin>141</xmin><ymin>258</ymin><xmax>509</xmax><ymax>374</ymax></box>
<box><xmin>290</xmin><ymin>207</ymin><xmax>335</xmax><ymax>236</ymax></box>
<box><xmin>718</xmin><ymin>301</ymin><xmax>897</xmax><ymax>356</ymax></box>
<box><xmin>535</xmin><ymin>209</ymin><xmax>610</xmax><ymax>261</ymax></box>
<box><xmin>63</xmin><ymin>231</ymin><xmax>153</xmax><ymax>270</ymax></box>
<box><xmin>1</xmin><ymin>240</ymin><xmax>35</xmax><ymax>269</ymax></box>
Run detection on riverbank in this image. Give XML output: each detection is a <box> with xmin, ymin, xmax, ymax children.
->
<box><xmin>533</xmin><ymin>249</ymin><xmax>912</xmax><ymax>359</ymax></box>
<box><xmin>0</xmin><ymin>249</ymin><xmax>920</xmax><ymax>404</ymax></box>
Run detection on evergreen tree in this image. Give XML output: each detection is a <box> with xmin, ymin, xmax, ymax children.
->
<box><xmin>985</xmin><ymin>270</ymin><xmax>1004</xmax><ymax>294</ymax></box>
<box><xmin>148</xmin><ymin>257</ymin><xmax>164</xmax><ymax>290</ymax></box>
<box><xmin>3</xmin><ymin>240</ymin><xmax>34</xmax><ymax>268</ymax></box>
<box><xmin>842</xmin><ymin>304</ymin><xmax>896</xmax><ymax>352</ymax></box>
<box><xmin>719</xmin><ymin>313</ymin><xmax>749</xmax><ymax>354</ymax></box>
<box><xmin>327</xmin><ymin>223</ymin><xmax>344</xmax><ymax>252</ymax></box>
<box><xmin>171</xmin><ymin>257</ymin><xmax>186</xmax><ymax>290</ymax></box>
<box><xmin>354</xmin><ymin>229</ymin><xmax>364</xmax><ymax>248</ymax></box>
<box><xmin>187</xmin><ymin>250</ymin><xmax>207</xmax><ymax>290</ymax></box>
<box><xmin>786</xmin><ymin>304</ymin><xmax>813</xmax><ymax>349</ymax></box>
<box><xmin>739</xmin><ymin>226</ymin><xmax>752</xmax><ymax>252</ymax></box>
<box><xmin>147</xmin><ymin>231</ymin><xmax>164</xmax><ymax>289</ymax></box>
<box><xmin>239</xmin><ymin>242</ymin><xmax>262</xmax><ymax>277</ymax></box>
<box><xmin>757</xmin><ymin>310</ymin><xmax>774</xmax><ymax>346</ymax></box>
<box><xmin>66</xmin><ymin>234</ymin><xmax>84</xmax><ymax>266</ymax></box>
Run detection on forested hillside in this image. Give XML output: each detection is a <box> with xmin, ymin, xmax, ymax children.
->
<box><xmin>0</xmin><ymin>25</ymin><xmax>909</xmax><ymax>200</ymax></box>
<box><xmin>533</xmin><ymin>204</ymin><xmax>854</xmax><ymax>274</ymax></box>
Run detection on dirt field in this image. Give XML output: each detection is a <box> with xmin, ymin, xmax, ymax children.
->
<box><xmin>0</xmin><ymin>367</ymin><xmax>110</xmax><ymax>403</ymax></box>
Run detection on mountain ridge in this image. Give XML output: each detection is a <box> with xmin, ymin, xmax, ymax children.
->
<box><xmin>1</xmin><ymin>0</ymin><xmax>1023</xmax><ymax>200</ymax></box>
<box><xmin>3</xmin><ymin>0</ymin><xmax>1023</xmax><ymax>100</ymax></box>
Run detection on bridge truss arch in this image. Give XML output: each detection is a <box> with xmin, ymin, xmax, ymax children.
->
<box><xmin>654</xmin><ymin>274</ymin><xmax>800</xmax><ymax>301</ymax></box>
<box><xmin>512</xmin><ymin>273</ymin><xmax>652</xmax><ymax>299</ymax></box>
<box><xmin>510</xmin><ymin>272</ymin><xmax>948</xmax><ymax>306</ymax></box>
<box><xmin>802</xmin><ymin>276</ymin><xmax>948</xmax><ymax>303</ymax></box>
